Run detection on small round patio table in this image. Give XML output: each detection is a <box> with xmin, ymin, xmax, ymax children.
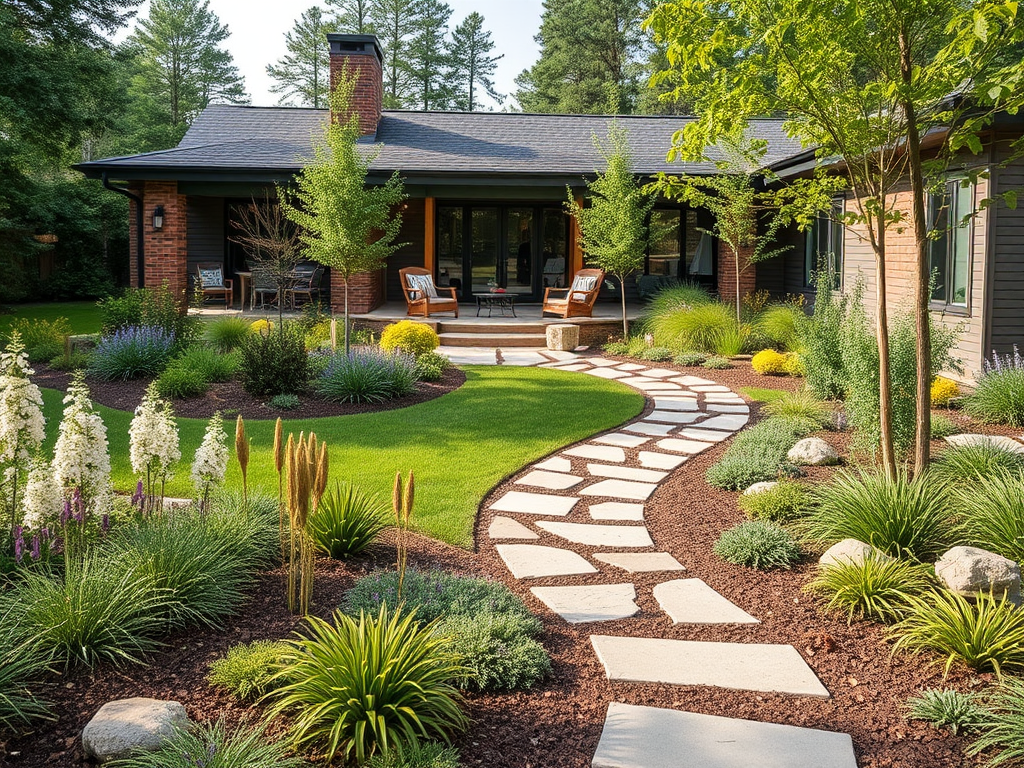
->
<box><xmin>474</xmin><ymin>293</ymin><xmax>518</xmax><ymax>317</ymax></box>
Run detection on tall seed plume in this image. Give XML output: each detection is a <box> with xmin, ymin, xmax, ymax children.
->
<box><xmin>403</xmin><ymin>471</ymin><xmax>415</xmax><ymax>525</ymax></box>
<box><xmin>392</xmin><ymin>472</ymin><xmax>402</xmax><ymax>522</ymax></box>
<box><xmin>235</xmin><ymin>415</ymin><xmax>249</xmax><ymax>480</ymax></box>
<box><xmin>273</xmin><ymin>418</ymin><xmax>284</xmax><ymax>475</ymax></box>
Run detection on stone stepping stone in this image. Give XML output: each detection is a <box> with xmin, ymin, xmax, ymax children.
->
<box><xmin>541</xmin><ymin>350</ymin><xmax>580</xmax><ymax>362</ymax></box>
<box><xmin>673</xmin><ymin>375</ymin><xmax>715</xmax><ymax>386</ymax></box>
<box><xmin>595</xmin><ymin>552</ymin><xmax>685</xmax><ymax>573</ymax></box>
<box><xmin>622</xmin><ymin>421</ymin><xmax>675</xmax><ymax>437</ymax></box>
<box><xmin>678</xmin><ymin>427</ymin><xmax>732</xmax><ymax>443</ymax></box>
<box><xmin>656</xmin><ymin>438</ymin><xmax>714</xmax><ymax>455</ymax></box>
<box><xmin>535</xmin><ymin>456</ymin><xmax>573</xmax><ymax>473</ymax></box>
<box><xmin>945</xmin><ymin>434</ymin><xmax>1024</xmax><ymax>453</ymax></box>
<box><xmin>536</xmin><ymin>520</ymin><xmax>655</xmax><ymax>547</ymax></box>
<box><xmin>592</xmin><ymin>703</ymin><xmax>857</xmax><ymax>768</ymax></box>
<box><xmin>706</xmin><ymin>403</ymin><xmax>750</xmax><ymax>414</ymax></box>
<box><xmin>564</xmin><ymin>444</ymin><xmax>627</xmax><ymax>463</ymax></box>
<box><xmin>501</xmin><ymin>350</ymin><xmax>549</xmax><ymax>366</ymax></box>
<box><xmin>489</xmin><ymin>491</ymin><xmax>578</xmax><ymax>517</ymax></box>
<box><xmin>627</xmin><ymin>380</ymin><xmax>682</xmax><ymax>392</ymax></box>
<box><xmin>587</xmin><ymin>464</ymin><xmax>668</xmax><ymax>483</ymax></box>
<box><xmin>516</xmin><ymin>470</ymin><xmax>585</xmax><ymax>490</ymax></box>
<box><xmin>640</xmin><ymin>368</ymin><xmax>679</xmax><ymax>378</ymax></box>
<box><xmin>586</xmin><ymin>367</ymin><xmax>632</xmax><ymax>380</ymax></box>
<box><xmin>617</xmin><ymin>363</ymin><xmax>647</xmax><ymax>371</ymax></box>
<box><xmin>690</xmin><ymin>384</ymin><xmax>731</xmax><ymax>392</ymax></box>
<box><xmin>704</xmin><ymin>394</ymin><xmax>746</xmax><ymax>404</ymax></box>
<box><xmin>699</xmin><ymin>414</ymin><xmax>749</xmax><ymax>431</ymax></box>
<box><xmin>585</xmin><ymin>357</ymin><xmax>620</xmax><ymax>367</ymax></box>
<box><xmin>646</xmin><ymin>410</ymin><xmax>702</xmax><ymax>424</ymax></box>
<box><xmin>549</xmin><ymin>363</ymin><xmax>591</xmax><ymax>372</ymax></box>
<box><xmin>653</xmin><ymin>398</ymin><xmax>700</xmax><ymax>412</ymax></box>
<box><xmin>580</xmin><ymin>479</ymin><xmax>659</xmax><ymax>501</ymax></box>
<box><xmin>488</xmin><ymin>516</ymin><xmax>539</xmax><ymax>540</ymax></box>
<box><xmin>637</xmin><ymin>451</ymin><xmax>688</xmax><ymax>470</ymax></box>
<box><xmin>589</xmin><ymin>502</ymin><xmax>645</xmax><ymax>521</ymax></box>
<box><xmin>530</xmin><ymin>583</ymin><xmax>639</xmax><ymax>623</ymax></box>
<box><xmin>593</xmin><ymin>432</ymin><xmax>650</xmax><ymax>448</ymax></box>
<box><xmin>495</xmin><ymin>544</ymin><xmax>597</xmax><ymax>579</ymax></box>
<box><xmin>653</xmin><ymin>579</ymin><xmax>759</xmax><ymax>624</ymax></box>
<box><xmin>589</xmin><ymin>636</ymin><xmax>831</xmax><ymax>698</ymax></box>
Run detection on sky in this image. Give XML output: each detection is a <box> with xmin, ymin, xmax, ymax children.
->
<box><xmin>115</xmin><ymin>0</ymin><xmax>546</xmax><ymax>110</ymax></box>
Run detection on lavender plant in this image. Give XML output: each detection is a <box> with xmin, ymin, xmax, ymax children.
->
<box><xmin>87</xmin><ymin>326</ymin><xmax>175</xmax><ymax>381</ymax></box>
<box><xmin>965</xmin><ymin>346</ymin><xmax>1024</xmax><ymax>426</ymax></box>
<box><xmin>316</xmin><ymin>349</ymin><xmax>417</xmax><ymax>403</ymax></box>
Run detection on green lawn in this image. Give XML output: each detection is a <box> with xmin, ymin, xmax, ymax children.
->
<box><xmin>739</xmin><ymin>386</ymin><xmax>792</xmax><ymax>403</ymax></box>
<box><xmin>1</xmin><ymin>301</ymin><xmax>104</xmax><ymax>336</ymax></box>
<box><xmin>40</xmin><ymin>366</ymin><xmax>643</xmax><ymax>547</ymax></box>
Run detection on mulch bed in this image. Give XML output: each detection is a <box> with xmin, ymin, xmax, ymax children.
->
<box><xmin>32</xmin><ymin>366</ymin><xmax>466</xmax><ymax>420</ymax></box>
<box><xmin>4</xmin><ymin>356</ymin><xmax>1004</xmax><ymax>767</ymax></box>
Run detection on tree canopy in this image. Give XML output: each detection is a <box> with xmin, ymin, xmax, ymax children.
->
<box><xmin>267</xmin><ymin>6</ymin><xmax>336</xmax><ymax>109</ymax></box>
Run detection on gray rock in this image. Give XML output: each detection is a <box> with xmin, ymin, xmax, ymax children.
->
<box><xmin>743</xmin><ymin>481</ymin><xmax>778</xmax><ymax>496</ymax></box>
<box><xmin>819</xmin><ymin>539</ymin><xmax>893</xmax><ymax>569</ymax></box>
<box><xmin>82</xmin><ymin>698</ymin><xmax>189</xmax><ymax>763</ymax></box>
<box><xmin>935</xmin><ymin>546</ymin><xmax>1021</xmax><ymax>604</ymax></box>
<box><xmin>787</xmin><ymin>437</ymin><xmax>840</xmax><ymax>466</ymax></box>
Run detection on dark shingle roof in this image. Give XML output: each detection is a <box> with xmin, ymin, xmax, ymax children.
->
<box><xmin>77</xmin><ymin>104</ymin><xmax>804</xmax><ymax>179</ymax></box>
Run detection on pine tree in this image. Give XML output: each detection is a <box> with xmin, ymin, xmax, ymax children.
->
<box><xmin>267</xmin><ymin>7</ymin><xmax>337</xmax><ymax>109</ymax></box>
<box><xmin>368</xmin><ymin>0</ymin><xmax>422</xmax><ymax>108</ymax></box>
<box><xmin>328</xmin><ymin>0</ymin><xmax>374</xmax><ymax>33</ymax></box>
<box><xmin>406</xmin><ymin>0</ymin><xmax>453</xmax><ymax>110</ymax></box>
<box><xmin>128</xmin><ymin>0</ymin><xmax>247</xmax><ymax>140</ymax></box>
<box><xmin>448</xmin><ymin>12</ymin><xmax>503</xmax><ymax>111</ymax></box>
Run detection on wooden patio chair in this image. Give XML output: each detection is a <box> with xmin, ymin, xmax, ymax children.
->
<box><xmin>542</xmin><ymin>268</ymin><xmax>604</xmax><ymax>318</ymax></box>
<box><xmin>195</xmin><ymin>262</ymin><xmax>233</xmax><ymax>309</ymax></box>
<box><xmin>399</xmin><ymin>267</ymin><xmax>459</xmax><ymax>318</ymax></box>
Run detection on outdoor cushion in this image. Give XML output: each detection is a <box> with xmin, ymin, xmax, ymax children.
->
<box><xmin>570</xmin><ymin>274</ymin><xmax>598</xmax><ymax>302</ymax></box>
<box><xmin>406</xmin><ymin>273</ymin><xmax>438</xmax><ymax>300</ymax></box>
<box><xmin>199</xmin><ymin>268</ymin><xmax>224</xmax><ymax>288</ymax></box>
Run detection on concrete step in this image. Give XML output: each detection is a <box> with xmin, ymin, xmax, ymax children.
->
<box><xmin>438</xmin><ymin>322</ymin><xmax>544</xmax><ymax>334</ymax></box>
<box><xmin>439</xmin><ymin>332</ymin><xmax>548</xmax><ymax>348</ymax></box>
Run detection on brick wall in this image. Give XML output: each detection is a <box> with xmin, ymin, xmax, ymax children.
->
<box><xmin>329</xmin><ymin>49</ymin><xmax>382</xmax><ymax>136</ymax></box>
<box><xmin>132</xmin><ymin>181</ymin><xmax>188</xmax><ymax>300</ymax></box>
<box><xmin>331</xmin><ymin>269</ymin><xmax>384</xmax><ymax>314</ymax></box>
<box><xmin>717</xmin><ymin>243</ymin><xmax>758</xmax><ymax>307</ymax></box>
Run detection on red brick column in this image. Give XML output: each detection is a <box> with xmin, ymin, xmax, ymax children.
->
<box><xmin>140</xmin><ymin>181</ymin><xmax>188</xmax><ymax>300</ymax></box>
<box><xmin>331</xmin><ymin>269</ymin><xmax>384</xmax><ymax>314</ymax></box>
<box><xmin>717</xmin><ymin>242</ymin><xmax>757</xmax><ymax>308</ymax></box>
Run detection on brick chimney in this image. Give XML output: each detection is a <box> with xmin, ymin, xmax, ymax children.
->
<box><xmin>327</xmin><ymin>33</ymin><xmax>384</xmax><ymax>137</ymax></box>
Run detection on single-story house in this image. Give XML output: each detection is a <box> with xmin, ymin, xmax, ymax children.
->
<box><xmin>75</xmin><ymin>33</ymin><xmax>1024</xmax><ymax>380</ymax></box>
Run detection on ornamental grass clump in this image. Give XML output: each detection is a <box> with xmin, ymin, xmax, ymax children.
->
<box><xmin>801</xmin><ymin>470</ymin><xmax>957</xmax><ymax>561</ymax></box>
<box><xmin>87</xmin><ymin>326</ymin><xmax>175</xmax><ymax>381</ymax></box>
<box><xmin>0</xmin><ymin>603</ymin><xmax>52</xmax><ymax>731</ymax></box>
<box><xmin>713</xmin><ymin>520</ymin><xmax>802</xmax><ymax>570</ymax></box>
<box><xmin>207</xmin><ymin>640</ymin><xmax>291</xmax><ymax>701</ymax></box>
<box><xmin>953</xmin><ymin>470</ymin><xmax>1024</xmax><ymax>563</ymax></box>
<box><xmin>266</xmin><ymin>606</ymin><xmax>468</xmax><ymax>764</ymax></box>
<box><xmin>307</xmin><ymin>481</ymin><xmax>389</xmax><ymax>558</ymax></box>
<box><xmin>964</xmin><ymin>347</ymin><xmax>1024</xmax><ymax>426</ymax></box>
<box><xmin>737</xmin><ymin>479</ymin><xmax>809</xmax><ymax>523</ymax></box>
<box><xmin>906</xmin><ymin>688</ymin><xmax>985</xmax><ymax>735</ymax></box>
<box><xmin>929</xmin><ymin>443</ymin><xmax>1024</xmax><ymax>487</ymax></box>
<box><xmin>204</xmin><ymin>316</ymin><xmax>252</xmax><ymax>352</ymax></box>
<box><xmin>762</xmin><ymin>389</ymin><xmax>832</xmax><ymax>427</ymax></box>
<box><xmin>890</xmin><ymin>590</ymin><xmax>1024</xmax><ymax>677</ymax></box>
<box><xmin>363</xmin><ymin>743</ymin><xmax>460</xmax><ymax>768</ymax></box>
<box><xmin>968</xmin><ymin>677</ymin><xmax>1024</xmax><ymax>766</ymax></box>
<box><xmin>317</xmin><ymin>349</ymin><xmax>418</xmax><ymax>403</ymax></box>
<box><xmin>650</xmin><ymin>300</ymin><xmax>739</xmax><ymax>354</ymax></box>
<box><xmin>805</xmin><ymin>556</ymin><xmax>933</xmax><ymax>623</ymax></box>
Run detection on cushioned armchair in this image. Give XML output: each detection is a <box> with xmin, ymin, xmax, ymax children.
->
<box><xmin>195</xmin><ymin>263</ymin><xmax>233</xmax><ymax>309</ymax></box>
<box><xmin>542</xmin><ymin>268</ymin><xmax>604</xmax><ymax>318</ymax></box>
<box><xmin>399</xmin><ymin>267</ymin><xmax>459</xmax><ymax>318</ymax></box>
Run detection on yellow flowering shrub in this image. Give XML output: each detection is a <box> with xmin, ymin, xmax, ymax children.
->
<box><xmin>250</xmin><ymin>319</ymin><xmax>273</xmax><ymax>336</ymax></box>
<box><xmin>752</xmin><ymin>349</ymin><xmax>789</xmax><ymax>375</ymax></box>
<box><xmin>379</xmin><ymin>320</ymin><xmax>440</xmax><ymax>357</ymax></box>
<box><xmin>931</xmin><ymin>376</ymin><xmax>960</xmax><ymax>407</ymax></box>
<box><xmin>783</xmin><ymin>353</ymin><xmax>806</xmax><ymax>378</ymax></box>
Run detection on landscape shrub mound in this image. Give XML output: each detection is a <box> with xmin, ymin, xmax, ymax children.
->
<box><xmin>713</xmin><ymin>520</ymin><xmax>802</xmax><ymax>570</ymax></box>
<box><xmin>414</xmin><ymin>351</ymin><xmax>451</xmax><ymax>382</ymax></box>
<box><xmin>751</xmin><ymin>349</ymin><xmax>790</xmax><ymax>375</ymax></box>
<box><xmin>805</xmin><ymin>556</ymin><xmax>933</xmax><ymax>623</ymax></box>
<box><xmin>307</xmin><ymin>481</ymin><xmax>390</xmax><ymax>558</ymax></box>
<box><xmin>436</xmin><ymin>612</ymin><xmax>551</xmax><ymax>692</ymax></box>
<box><xmin>737</xmin><ymin>479</ymin><xmax>809</xmax><ymax>523</ymax></box>
<box><xmin>706</xmin><ymin>416</ymin><xmax>814</xmax><ymax>490</ymax></box>
<box><xmin>207</xmin><ymin>640</ymin><xmax>291</xmax><ymax>701</ymax></box>
<box><xmin>317</xmin><ymin>349</ymin><xmax>418</xmax><ymax>403</ymax></box>
<box><xmin>238</xmin><ymin>322</ymin><xmax>309</xmax><ymax>397</ymax></box>
<box><xmin>380</xmin><ymin>320</ymin><xmax>441</xmax><ymax>357</ymax></box>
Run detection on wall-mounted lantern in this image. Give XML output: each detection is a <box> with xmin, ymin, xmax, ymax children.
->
<box><xmin>152</xmin><ymin>205</ymin><xmax>165</xmax><ymax>230</ymax></box>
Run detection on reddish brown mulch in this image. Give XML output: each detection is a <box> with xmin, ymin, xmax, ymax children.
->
<box><xmin>32</xmin><ymin>366</ymin><xmax>466</xmax><ymax>420</ymax></box>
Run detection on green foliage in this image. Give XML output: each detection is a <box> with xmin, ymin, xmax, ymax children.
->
<box><xmin>267</xmin><ymin>606</ymin><xmax>467</xmax><ymax>763</ymax></box>
<box><xmin>205</xmin><ymin>491</ymin><xmax>281</xmax><ymax>571</ymax></box>
<box><xmin>906</xmin><ymin>688</ymin><xmax>985</xmax><ymax>735</ymax></box>
<box><xmin>106</xmin><ymin>719</ymin><xmax>303</xmax><ymax>768</ymax></box>
<box><xmin>702</xmin><ymin>355</ymin><xmax>733</xmax><ymax>369</ymax></box>
<box><xmin>762</xmin><ymin>390</ymin><xmax>831</xmax><ymax>427</ymax></box>
<box><xmin>954</xmin><ymin>471</ymin><xmax>1024</xmax><ymax>563</ymax></box>
<box><xmin>380</xmin><ymin>320</ymin><xmax>441</xmax><ymax>357</ymax></box>
<box><xmin>307</xmin><ymin>481</ymin><xmax>389</xmax><ymax>558</ymax></box>
<box><xmin>639</xmin><ymin>346</ymin><xmax>673</xmax><ymax>361</ymax></box>
<box><xmin>448</xmin><ymin>12</ymin><xmax>504</xmax><ymax>110</ymax></box>
<box><xmin>266</xmin><ymin>7</ymin><xmax>336</xmax><ymax>109</ymax></box>
<box><xmin>8</xmin><ymin>316</ymin><xmax>71</xmax><ymax>363</ymax></box>
<box><xmin>645</xmin><ymin>283</ymin><xmax>713</xmax><ymax>317</ymax></box>
<box><xmin>968</xmin><ymin>678</ymin><xmax>1024</xmax><ymax>766</ymax></box>
<box><xmin>0</xmin><ymin>604</ymin><xmax>52</xmax><ymax>731</ymax></box>
<box><xmin>706</xmin><ymin>416</ymin><xmax>814</xmax><ymax>490</ymax></box>
<box><xmin>47</xmin><ymin>350</ymin><xmax>91</xmax><ymax>371</ymax></box>
<box><xmin>98</xmin><ymin>286</ymin><xmax>200</xmax><ymax>349</ymax></box>
<box><xmin>802</xmin><ymin>470</ymin><xmax>957</xmax><ymax>560</ymax></box>
<box><xmin>207</xmin><ymin>640</ymin><xmax>291</xmax><ymax>701</ymax></box>
<box><xmin>713</xmin><ymin>520</ymin><xmax>802</xmax><ymax>569</ymax></box>
<box><xmin>800</xmin><ymin>270</ymin><xmax>847</xmax><ymax>399</ymax></box>
<box><xmin>806</xmin><ymin>556</ymin><xmax>933</xmax><ymax>623</ymax></box>
<box><xmin>673</xmin><ymin>350</ymin><xmax>707</xmax><ymax>366</ymax></box>
<box><xmin>436</xmin><ymin>613</ymin><xmax>550</xmax><ymax>692</ymax></box>
<box><xmin>155</xmin><ymin>365</ymin><xmax>208</xmax><ymax>399</ymax></box>
<box><xmin>363</xmin><ymin>743</ymin><xmax>460</xmax><ymax>768</ymax></box>
<box><xmin>316</xmin><ymin>350</ymin><xmax>418</xmax><ymax>403</ymax></box>
<box><xmin>174</xmin><ymin>345</ymin><xmax>237</xmax><ymax>381</ymax></box>
<box><xmin>754</xmin><ymin>304</ymin><xmax>807</xmax><ymax>352</ymax></box>
<box><xmin>414</xmin><ymin>351</ymin><xmax>451</xmax><ymax>382</ymax></box>
<box><xmin>890</xmin><ymin>590</ymin><xmax>1024</xmax><ymax>677</ymax></box>
<box><xmin>204</xmin><ymin>316</ymin><xmax>251</xmax><ymax>353</ymax></box>
<box><xmin>930</xmin><ymin>413</ymin><xmax>960</xmax><ymax>438</ymax></box>
<box><xmin>88</xmin><ymin>325</ymin><xmax>176</xmax><ymax>380</ymax></box>
<box><xmin>650</xmin><ymin>300</ymin><xmax>739</xmax><ymax>353</ymax></box>
<box><xmin>930</xmin><ymin>444</ymin><xmax>1024</xmax><ymax>487</ymax></box>
<box><xmin>965</xmin><ymin>368</ymin><xmax>1024</xmax><ymax>427</ymax></box>
<box><xmin>238</xmin><ymin>322</ymin><xmax>309</xmax><ymax>397</ymax></box>
<box><xmin>269</xmin><ymin>393</ymin><xmax>301</xmax><ymax>410</ymax></box>
<box><xmin>738</xmin><ymin>479</ymin><xmax>809</xmax><ymax>523</ymax></box>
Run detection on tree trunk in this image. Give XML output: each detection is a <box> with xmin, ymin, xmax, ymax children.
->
<box><xmin>734</xmin><ymin>247</ymin><xmax>742</xmax><ymax>324</ymax></box>
<box><xmin>344</xmin><ymin>276</ymin><xmax>351</xmax><ymax>355</ymax></box>
<box><xmin>619</xmin><ymin>273</ymin><xmax>628</xmax><ymax>338</ymax></box>
<box><xmin>875</xmin><ymin>209</ymin><xmax>897</xmax><ymax>478</ymax></box>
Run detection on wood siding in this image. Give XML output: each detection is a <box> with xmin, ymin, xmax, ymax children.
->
<box><xmin>990</xmin><ymin>140</ymin><xmax>1024</xmax><ymax>361</ymax></box>
<box><xmin>385</xmin><ymin>198</ymin><xmax>426</xmax><ymax>302</ymax></box>
<box><xmin>186</xmin><ymin>196</ymin><xmax>225</xmax><ymax>273</ymax></box>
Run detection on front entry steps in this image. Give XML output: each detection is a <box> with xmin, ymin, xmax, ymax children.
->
<box><xmin>438</xmin><ymin>331</ymin><xmax>549</xmax><ymax>348</ymax></box>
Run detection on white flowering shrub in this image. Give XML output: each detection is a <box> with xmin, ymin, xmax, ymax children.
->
<box><xmin>22</xmin><ymin>458</ymin><xmax>62</xmax><ymax>530</ymax></box>
<box><xmin>52</xmin><ymin>373</ymin><xmax>111</xmax><ymax>516</ymax></box>
<box><xmin>0</xmin><ymin>332</ymin><xmax>46</xmax><ymax>532</ymax></box>
<box><xmin>192</xmin><ymin>412</ymin><xmax>228</xmax><ymax>511</ymax></box>
<box><xmin>129</xmin><ymin>382</ymin><xmax>180</xmax><ymax>512</ymax></box>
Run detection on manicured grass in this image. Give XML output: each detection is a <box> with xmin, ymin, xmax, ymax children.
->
<box><xmin>40</xmin><ymin>366</ymin><xmax>643</xmax><ymax>546</ymax></box>
<box><xmin>0</xmin><ymin>302</ymin><xmax>104</xmax><ymax>336</ymax></box>
<box><xmin>739</xmin><ymin>386</ymin><xmax>790</xmax><ymax>403</ymax></box>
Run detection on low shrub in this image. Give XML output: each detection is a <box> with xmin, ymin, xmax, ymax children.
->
<box><xmin>204</xmin><ymin>316</ymin><xmax>251</xmax><ymax>353</ymax></box>
<box><xmin>304</xmin><ymin>319</ymin><xmax>333</xmax><ymax>350</ymax></box>
<box><xmin>968</xmin><ymin>677</ymin><xmax>1024</xmax><ymax>766</ymax></box>
<box><xmin>931</xmin><ymin>376</ymin><xmax>960</xmax><ymax>407</ymax></box>
<box><xmin>205</xmin><ymin>491</ymin><xmax>281</xmax><ymax>571</ymax></box>
<box><xmin>738</xmin><ymin>479</ymin><xmax>809</xmax><ymax>523</ymax></box>
<box><xmin>805</xmin><ymin>556</ymin><xmax>933</xmax><ymax>623</ymax></box>
<box><xmin>754</xmin><ymin>304</ymin><xmax>806</xmax><ymax>352</ymax></box>
<box><xmin>380</xmin><ymin>320</ymin><xmax>441</xmax><ymax>357</ymax></box>
<box><xmin>414</xmin><ymin>351</ymin><xmax>451</xmax><ymax>382</ymax></box>
<box><xmin>673</xmin><ymin>350</ymin><xmax>707</xmax><ymax>366</ymax></box>
<box><xmin>602</xmin><ymin>340</ymin><xmax>630</xmax><ymax>355</ymax></box>
<box><xmin>307</xmin><ymin>482</ymin><xmax>390</xmax><ymax>558</ymax></box>
<box><xmin>267</xmin><ymin>606</ymin><xmax>467</xmax><ymax>763</ymax></box>
<box><xmin>954</xmin><ymin>471</ymin><xmax>1024</xmax><ymax>563</ymax></box>
<box><xmin>47</xmin><ymin>350</ymin><xmax>91</xmax><ymax>371</ymax></box>
<box><xmin>107</xmin><ymin>718</ymin><xmax>303</xmax><ymax>768</ymax></box>
<box><xmin>364</xmin><ymin>743</ymin><xmax>460</xmax><ymax>768</ymax></box>
<box><xmin>784</xmin><ymin>352</ymin><xmax>807</xmax><ymax>377</ymax></box>
<box><xmin>801</xmin><ymin>470</ymin><xmax>957</xmax><ymax>560</ymax></box>
<box><xmin>317</xmin><ymin>350</ymin><xmax>417</xmax><ymax>403</ymax></box>
<box><xmin>307</xmin><ymin>347</ymin><xmax>333</xmax><ymax>379</ymax></box>
<box><xmin>99</xmin><ymin>285</ymin><xmax>199</xmax><ymax>349</ymax></box>
<box><xmin>9</xmin><ymin>316</ymin><xmax>71</xmax><ymax>362</ymax></box>
<box><xmin>238</xmin><ymin>322</ymin><xmax>309</xmax><ymax>397</ymax></box>
<box><xmin>640</xmin><ymin>346</ymin><xmax>673</xmax><ymax>362</ymax></box>
<box><xmin>437</xmin><ymin>613</ymin><xmax>550</xmax><ymax>692</ymax></box>
<box><xmin>802</xmin><ymin>270</ymin><xmax>847</xmax><ymax>400</ymax></box>
<box><xmin>269</xmin><ymin>393</ymin><xmax>301</xmax><ymax>410</ymax></box>
<box><xmin>207</xmin><ymin>640</ymin><xmax>291</xmax><ymax>701</ymax></box>
<box><xmin>706</xmin><ymin>416</ymin><xmax>814</xmax><ymax>490</ymax></box>
<box><xmin>931</xmin><ymin>414</ymin><xmax>960</xmax><ymax>439</ymax></box>
<box><xmin>250</xmin><ymin>318</ymin><xmax>273</xmax><ymax>335</ymax></box>
<box><xmin>650</xmin><ymin>301</ymin><xmax>739</xmax><ymax>354</ymax></box>
<box><xmin>171</xmin><ymin>345</ymin><xmax>237</xmax><ymax>382</ymax></box>
<box><xmin>702</xmin><ymin>355</ymin><xmax>732</xmax><ymax>370</ymax></box>
<box><xmin>964</xmin><ymin>348</ymin><xmax>1024</xmax><ymax>426</ymax></box>
<box><xmin>906</xmin><ymin>688</ymin><xmax>985</xmax><ymax>735</ymax></box>
<box><xmin>88</xmin><ymin>325</ymin><xmax>175</xmax><ymax>380</ymax></box>
<box><xmin>713</xmin><ymin>520</ymin><xmax>802</xmax><ymax>570</ymax></box>
<box><xmin>751</xmin><ymin>349</ymin><xmax>790</xmax><ymax>375</ymax></box>
<box><xmin>155</xmin><ymin>365</ymin><xmax>208</xmax><ymax>399</ymax></box>
<box><xmin>762</xmin><ymin>390</ymin><xmax>831</xmax><ymax>427</ymax></box>
<box><xmin>930</xmin><ymin>443</ymin><xmax>1024</xmax><ymax>487</ymax></box>
<box><xmin>890</xmin><ymin>590</ymin><xmax>1024</xmax><ymax>677</ymax></box>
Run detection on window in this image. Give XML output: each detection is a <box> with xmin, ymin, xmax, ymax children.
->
<box><xmin>929</xmin><ymin>179</ymin><xmax>973</xmax><ymax>308</ymax></box>
<box><xmin>804</xmin><ymin>197</ymin><xmax>845</xmax><ymax>288</ymax></box>
<box><xmin>648</xmin><ymin>210</ymin><xmax>681</xmax><ymax>277</ymax></box>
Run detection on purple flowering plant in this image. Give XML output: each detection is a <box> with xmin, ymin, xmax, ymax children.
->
<box><xmin>87</xmin><ymin>325</ymin><xmax>176</xmax><ymax>381</ymax></box>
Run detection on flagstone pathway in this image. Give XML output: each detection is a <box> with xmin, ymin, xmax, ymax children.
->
<box><xmin>481</xmin><ymin>356</ymin><xmax>859</xmax><ymax>768</ymax></box>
